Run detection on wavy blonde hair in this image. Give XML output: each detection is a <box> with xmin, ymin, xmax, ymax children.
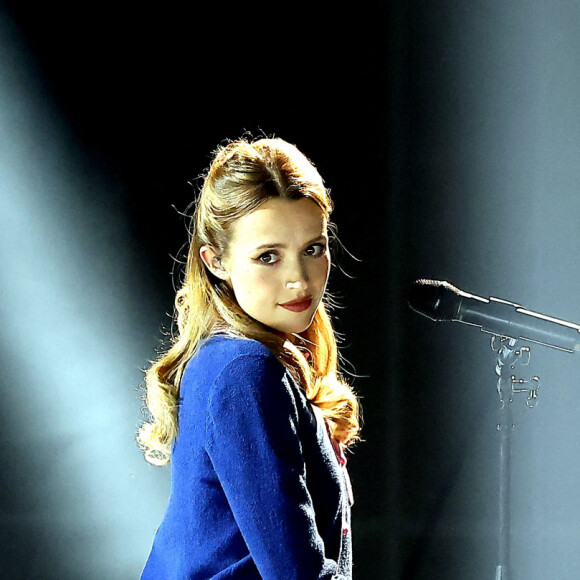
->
<box><xmin>138</xmin><ymin>137</ymin><xmax>361</xmax><ymax>465</ymax></box>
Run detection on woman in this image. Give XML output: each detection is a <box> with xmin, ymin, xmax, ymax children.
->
<box><xmin>139</xmin><ymin>137</ymin><xmax>360</xmax><ymax>579</ymax></box>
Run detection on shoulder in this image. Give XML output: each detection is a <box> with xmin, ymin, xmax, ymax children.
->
<box><xmin>199</xmin><ymin>335</ymin><xmax>275</xmax><ymax>362</ymax></box>
<box><xmin>202</xmin><ymin>338</ymin><xmax>304</xmax><ymax>449</ymax></box>
<box><xmin>194</xmin><ymin>335</ymin><xmax>280</xmax><ymax>373</ymax></box>
<box><xmin>198</xmin><ymin>337</ymin><xmax>297</xmax><ymax>418</ymax></box>
<box><xmin>181</xmin><ymin>335</ymin><xmax>285</xmax><ymax>397</ymax></box>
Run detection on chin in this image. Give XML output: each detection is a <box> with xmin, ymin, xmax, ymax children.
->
<box><xmin>275</xmin><ymin>313</ymin><xmax>317</xmax><ymax>335</ymax></box>
<box><xmin>284</xmin><ymin>324</ymin><xmax>312</xmax><ymax>335</ymax></box>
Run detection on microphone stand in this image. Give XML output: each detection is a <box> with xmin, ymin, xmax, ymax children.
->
<box><xmin>492</xmin><ymin>336</ymin><xmax>540</xmax><ymax>580</ymax></box>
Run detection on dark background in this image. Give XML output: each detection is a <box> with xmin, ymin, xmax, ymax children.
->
<box><xmin>2</xmin><ymin>2</ymin><xmax>580</xmax><ymax>579</ymax></box>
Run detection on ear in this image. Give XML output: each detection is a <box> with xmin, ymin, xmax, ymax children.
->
<box><xmin>200</xmin><ymin>245</ymin><xmax>230</xmax><ymax>281</ymax></box>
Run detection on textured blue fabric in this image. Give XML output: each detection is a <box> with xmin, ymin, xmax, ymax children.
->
<box><xmin>141</xmin><ymin>336</ymin><xmax>352</xmax><ymax>579</ymax></box>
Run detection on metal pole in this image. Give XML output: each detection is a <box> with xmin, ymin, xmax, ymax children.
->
<box><xmin>496</xmin><ymin>398</ymin><xmax>512</xmax><ymax>579</ymax></box>
<box><xmin>492</xmin><ymin>336</ymin><xmax>538</xmax><ymax>579</ymax></box>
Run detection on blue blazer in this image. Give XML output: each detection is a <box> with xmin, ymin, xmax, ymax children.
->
<box><xmin>141</xmin><ymin>335</ymin><xmax>352</xmax><ymax>579</ymax></box>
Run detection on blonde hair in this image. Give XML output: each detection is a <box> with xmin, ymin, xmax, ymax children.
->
<box><xmin>138</xmin><ymin>137</ymin><xmax>361</xmax><ymax>465</ymax></box>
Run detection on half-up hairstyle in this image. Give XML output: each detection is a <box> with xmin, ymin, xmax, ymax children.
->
<box><xmin>138</xmin><ymin>137</ymin><xmax>361</xmax><ymax>465</ymax></box>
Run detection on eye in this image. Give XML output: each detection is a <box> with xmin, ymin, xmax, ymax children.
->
<box><xmin>305</xmin><ymin>243</ymin><xmax>326</xmax><ymax>257</ymax></box>
<box><xmin>256</xmin><ymin>251</ymin><xmax>279</xmax><ymax>265</ymax></box>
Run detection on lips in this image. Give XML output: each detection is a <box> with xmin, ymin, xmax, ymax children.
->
<box><xmin>279</xmin><ymin>296</ymin><xmax>313</xmax><ymax>313</ymax></box>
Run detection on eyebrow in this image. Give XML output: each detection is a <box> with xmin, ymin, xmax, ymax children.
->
<box><xmin>251</xmin><ymin>234</ymin><xmax>328</xmax><ymax>252</ymax></box>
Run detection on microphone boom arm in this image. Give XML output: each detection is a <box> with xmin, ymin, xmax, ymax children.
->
<box><xmin>409</xmin><ymin>280</ymin><xmax>580</xmax><ymax>353</ymax></box>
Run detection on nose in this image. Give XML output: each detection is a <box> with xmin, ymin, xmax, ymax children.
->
<box><xmin>285</xmin><ymin>256</ymin><xmax>309</xmax><ymax>289</ymax></box>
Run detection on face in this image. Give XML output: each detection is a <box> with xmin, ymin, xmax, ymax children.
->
<box><xmin>203</xmin><ymin>197</ymin><xmax>330</xmax><ymax>335</ymax></box>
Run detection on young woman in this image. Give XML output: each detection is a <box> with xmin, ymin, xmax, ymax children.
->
<box><xmin>138</xmin><ymin>137</ymin><xmax>361</xmax><ymax>579</ymax></box>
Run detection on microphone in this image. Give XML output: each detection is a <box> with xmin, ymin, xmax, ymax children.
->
<box><xmin>408</xmin><ymin>279</ymin><xmax>580</xmax><ymax>353</ymax></box>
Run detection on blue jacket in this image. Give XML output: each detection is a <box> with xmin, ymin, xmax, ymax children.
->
<box><xmin>141</xmin><ymin>335</ymin><xmax>352</xmax><ymax>579</ymax></box>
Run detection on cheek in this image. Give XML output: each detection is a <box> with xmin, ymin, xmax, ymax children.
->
<box><xmin>311</xmin><ymin>257</ymin><xmax>331</xmax><ymax>285</ymax></box>
<box><xmin>231</xmin><ymin>267</ymin><xmax>278</xmax><ymax>302</ymax></box>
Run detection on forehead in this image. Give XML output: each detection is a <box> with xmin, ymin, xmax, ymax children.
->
<box><xmin>229</xmin><ymin>197</ymin><xmax>327</xmax><ymax>248</ymax></box>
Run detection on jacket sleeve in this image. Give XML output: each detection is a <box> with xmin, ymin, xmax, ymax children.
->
<box><xmin>205</xmin><ymin>350</ymin><xmax>347</xmax><ymax>580</ymax></box>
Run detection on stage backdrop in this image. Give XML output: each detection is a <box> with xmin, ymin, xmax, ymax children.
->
<box><xmin>1</xmin><ymin>2</ymin><xmax>580</xmax><ymax>579</ymax></box>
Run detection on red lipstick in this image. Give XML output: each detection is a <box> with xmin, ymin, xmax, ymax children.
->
<box><xmin>279</xmin><ymin>296</ymin><xmax>313</xmax><ymax>313</ymax></box>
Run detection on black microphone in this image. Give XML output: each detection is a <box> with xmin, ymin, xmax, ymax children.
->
<box><xmin>409</xmin><ymin>279</ymin><xmax>580</xmax><ymax>353</ymax></box>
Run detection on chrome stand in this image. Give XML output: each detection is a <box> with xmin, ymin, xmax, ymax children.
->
<box><xmin>492</xmin><ymin>336</ymin><xmax>540</xmax><ymax>580</ymax></box>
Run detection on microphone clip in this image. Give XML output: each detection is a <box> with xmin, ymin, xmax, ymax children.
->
<box><xmin>491</xmin><ymin>336</ymin><xmax>541</xmax><ymax>408</ymax></box>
